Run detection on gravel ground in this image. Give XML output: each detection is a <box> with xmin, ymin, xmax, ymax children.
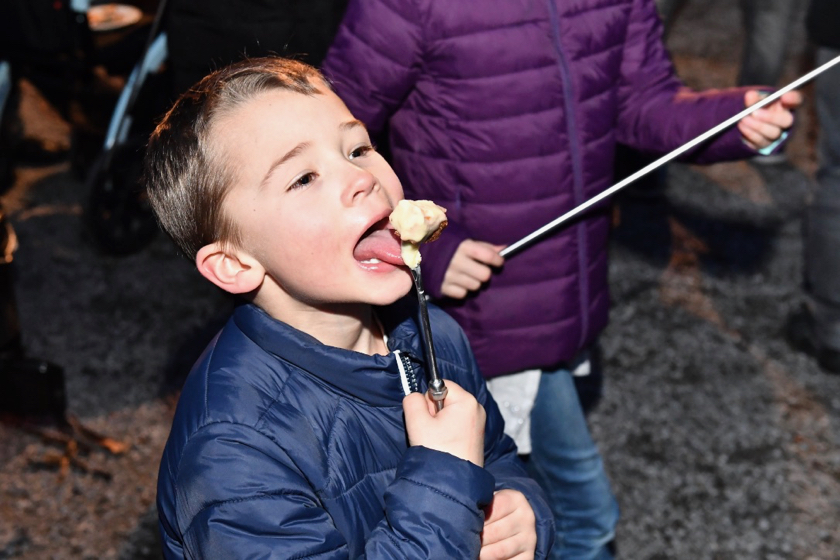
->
<box><xmin>2</xmin><ymin>1</ymin><xmax>839</xmax><ymax>559</ymax></box>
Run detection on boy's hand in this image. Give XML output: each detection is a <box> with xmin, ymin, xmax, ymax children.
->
<box><xmin>480</xmin><ymin>489</ymin><xmax>538</xmax><ymax>560</ymax></box>
<box><xmin>441</xmin><ymin>240</ymin><xmax>505</xmax><ymax>299</ymax></box>
<box><xmin>403</xmin><ymin>380</ymin><xmax>485</xmax><ymax>467</ymax></box>
<box><xmin>737</xmin><ymin>90</ymin><xmax>802</xmax><ymax>151</ymax></box>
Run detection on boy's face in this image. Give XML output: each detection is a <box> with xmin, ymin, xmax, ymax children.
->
<box><xmin>212</xmin><ymin>85</ymin><xmax>412</xmax><ymax>315</ymax></box>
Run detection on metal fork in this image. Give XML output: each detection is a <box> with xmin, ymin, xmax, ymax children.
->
<box><xmin>410</xmin><ymin>267</ymin><xmax>448</xmax><ymax>411</ymax></box>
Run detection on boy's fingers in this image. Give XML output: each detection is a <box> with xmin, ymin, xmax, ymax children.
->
<box><xmin>479</xmin><ymin>538</ymin><xmax>532</xmax><ymax>560</ymax></box>
<box><xmin>402</xmin><ymin>392</ymin><xmax>431</xmax><ymax>420</ymax></box>
<box><xmin>404</xmin><ymin>380</ymin><xmax>468</xmax><ymax>415</ymax></box>
<box><xmin>429</xmin><ymin>379</ymin><xmax>483</xmax><ymax>414</ymax></box>
<box><xmin>479</xmin><ymin>538</ymin><xmax>514</xmax><ymax>559</ymax></box>
<box><xmin>435</xmin><ymin>379</ymin><xmax>467</xmax><ymax>402</ymax></box>
<box><xmin>480</xmin><ymin>517</ymin><xmax>508</xmax><ymax>546</ymax></box>
<box><xmin>484</xmin><ymin>489</ymin><xmax>517</xmax><ymax>524</ymax></box>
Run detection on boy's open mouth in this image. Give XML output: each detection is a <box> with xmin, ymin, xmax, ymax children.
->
<box><xmin>353</xmin><ymin>217</ymin><xmax>404</xmax><ymax>266</ymax></box>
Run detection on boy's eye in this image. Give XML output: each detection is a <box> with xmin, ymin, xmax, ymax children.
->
<box><xmin>289</xmin><ymin>172</ymin><xmax>317</xmax><ymax>191</ymax></box>
<box><xmin>349</xmin><ymin>144</ymin><xmax>375</xmax><ymax>159</ymax></box>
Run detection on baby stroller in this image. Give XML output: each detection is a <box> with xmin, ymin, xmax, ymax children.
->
<box><xmin>85</xmin><ymin>0</ymin><xmax>170</xmax><ymax>255</ymax></box>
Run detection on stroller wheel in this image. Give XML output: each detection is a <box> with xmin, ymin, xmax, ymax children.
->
<box><xmin>85</xmin><ymin>140</ymin><xmax>158</xmax><ymax>255</ymax></box>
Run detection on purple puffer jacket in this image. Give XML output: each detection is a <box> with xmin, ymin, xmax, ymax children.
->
<box><xmin>323</xmin><ymin>0</ymin><xmax>757</xmax><ymax>378</ymax></box>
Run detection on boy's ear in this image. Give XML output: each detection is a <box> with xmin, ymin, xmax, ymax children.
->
<box><xmin>195</xmin><ymin>242</ymin><xmax>265</xmax><ymax>295</ymax></box>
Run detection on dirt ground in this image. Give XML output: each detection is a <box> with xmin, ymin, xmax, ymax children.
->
<box><xmin>2</xmin><ymin>1</ymin><xmax>838</xmax><ymax>559</ymax></box>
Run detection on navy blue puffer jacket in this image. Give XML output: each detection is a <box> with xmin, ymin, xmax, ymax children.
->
<box><xmin>157</xmin><ymin>299</ymin><xmax>554</xmax><ymax>558</ymax></box>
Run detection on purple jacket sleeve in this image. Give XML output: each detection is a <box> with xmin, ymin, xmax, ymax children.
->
<box><xmin>322</xmin><ymin>0</ymin><xmax>424</xmax><ymax>136</ymax></box>
<box><xmin>615</xmin><ymin>0</ymin><xmax>763</xmax><ymax>163</ymax></box>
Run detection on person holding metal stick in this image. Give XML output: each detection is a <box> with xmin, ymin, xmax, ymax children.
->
<box><xmin>786</xmin><ymin>0</ymin><xmax>840</xmax><ymax>374</ymax></box>
<box><xmin>146</xmin><ymin>58</ymin><xmax>554</xmax><ymax>559</ymax></box>
<box><xmin>323</xmin><ymin>0</ymin><xmax>801</xmax><ymax>557</ymax></box>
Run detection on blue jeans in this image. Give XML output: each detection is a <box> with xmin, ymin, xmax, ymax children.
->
<box><xmin>526</xmin><ymin>361</ymin><xmax>619</xmax><ymax>560</ymax></box>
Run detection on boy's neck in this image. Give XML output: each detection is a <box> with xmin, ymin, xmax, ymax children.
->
<box><xmin>264</xmin><ymin>300</ymin><xmax>389</xmax><ymax>356</ymax></box>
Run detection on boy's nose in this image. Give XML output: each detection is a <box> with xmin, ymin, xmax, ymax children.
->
<box><xmin>342</xmin><ymin>165</ymin><xmax>379</xmax><ymax>205</ymax></box>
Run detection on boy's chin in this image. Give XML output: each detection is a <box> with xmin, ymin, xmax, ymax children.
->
<box><xmin>367</xmin><ymin>276</ymin><xmax>414</xmax><ymax>306</ymax></box>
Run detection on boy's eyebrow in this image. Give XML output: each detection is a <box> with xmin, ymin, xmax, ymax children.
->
<box><xmin>259</xmin><ymin>121</ymin><xmax>366</xmax><ymax>188</ymax></box>
<box><xmin>341</xmin><ymin>119</ymin><xmax>367</xmax><ymax>132</ymax></box>
<box><xmin>260</xmin><ymin>142</ymin><xmax>311</xmax><ymax>188</ymax></box>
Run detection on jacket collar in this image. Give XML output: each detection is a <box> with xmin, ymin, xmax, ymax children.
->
<box><xmin>232</xmin><ymin>299</ymin><xmax>426</xmax><ymax>407</ymax></box>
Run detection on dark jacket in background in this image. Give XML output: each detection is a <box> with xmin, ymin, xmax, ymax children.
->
<box><xmin>0</xmin><ymin>0</ymin><xmax>77</xmax><ymax>58</ymax></box>
<box><xmin>807</xmin><ymin>0</ymin><xmax>840</xmax><ymax>49</ymax></box>
<box><xmin>166</xmin><ymin>0</ymin><xmax>347</xmax><ymax>94</ymax></box>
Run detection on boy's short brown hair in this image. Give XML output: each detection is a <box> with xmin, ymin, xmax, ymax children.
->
<box><xmin>144</xmin><ymin>57</ymin><xmax>324</xmax><ymax>258</ymax></box>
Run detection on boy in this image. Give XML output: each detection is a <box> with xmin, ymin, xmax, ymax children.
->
<box><xmin>145</xmin><ymin>57</ymin><xmax>554</xmax><ymax>559</ymax></box>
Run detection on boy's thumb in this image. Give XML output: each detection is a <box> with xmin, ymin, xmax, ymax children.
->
<box><xmin>402</xmin><ymin>392</ymin><xmax>431</xmax><ymax>420</ymax></box>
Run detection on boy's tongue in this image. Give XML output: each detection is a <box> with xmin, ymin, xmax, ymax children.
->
<box><xmin>354</xmin><ymin>228</ymin><xmax>404</xmax><ymax>266</ymax></box>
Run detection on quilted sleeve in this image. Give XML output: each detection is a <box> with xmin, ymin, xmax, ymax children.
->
<box><xmin>169</xmin><ymin>421</ymin><xmax>495</xmax><ymax>559</ymax></box>
<box><xmin>171</xmin><ymin>422</ymin><xmax>347</xmax><ymax>560</ymax></box>
<box><xmin>172</xmin><ymin>422</ymin><xmax>349</xmax><ymax>559</ymax></box>
<box><xmin>322</xmin><ymin>0</ymin><xmax>425</xmax><ymax>136</ymax></box>
<box><xmin>615</xmin><ymin>0</ymin><xmax>762</xmax><ymax>164</ymax></box>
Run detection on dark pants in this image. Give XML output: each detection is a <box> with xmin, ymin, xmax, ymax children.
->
<box><xmin>804</xmin><ymin>47</ymin><xmax>840</xmax><ymax>351</ymax></box>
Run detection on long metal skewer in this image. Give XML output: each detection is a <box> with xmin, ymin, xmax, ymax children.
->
<box><xmin>411</xmin><ymin>266</ymin><xmax>447</xmax><ymax>411</ymax></box>
<box><xmin>499</xmin><ymin>53</ymin><xmax>840</xmax><ymax>259</ymax></box>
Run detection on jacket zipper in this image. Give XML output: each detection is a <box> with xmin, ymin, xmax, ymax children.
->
<box><xmin>394</xmin><ymin>350</ymin><xmax>420</xmax><ymax>395</ymax></box>
<box><xmin>547</xmin><ymin>0</ymin><xmax>591</xmax><ymax>349</ymax></box>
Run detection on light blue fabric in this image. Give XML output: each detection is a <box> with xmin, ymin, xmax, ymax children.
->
<box><xmin>70</xmin><ymin>0</ymin><xmax>90</xmax><ymax>12</ymax></box>
<box><xmin>527</xmin><ymin>360</ymin><xmax>619</xmax><ymax>560</ymax></box>
<box><xmin>756</xmin><ymin>130</ymin><xmax>788</xmax><ymax>156</ymax></box>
